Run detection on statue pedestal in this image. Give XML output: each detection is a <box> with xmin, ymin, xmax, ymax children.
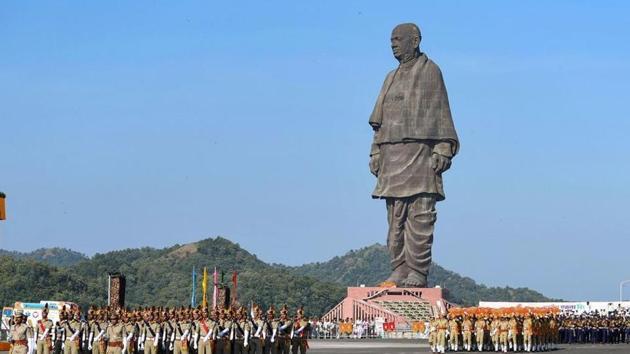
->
<box><xmin>322</xmin><ymin>286</ymin><xmax>450</xmax><ymax>324</ymax></box>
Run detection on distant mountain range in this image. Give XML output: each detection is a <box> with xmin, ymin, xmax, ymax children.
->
<box><xmin>0</xmin><ymin>248</ymin><xmax>87</xmax><ymax>267</ymax></box>
<box><xmin>0</xmin><ymin>237</ymin><xmax>553</xmax><ymax>315</ymax></box>
<box><xmin>288</xmin><ymin>244</ymin><xmax>555</xmax><ymax>305</ymax></box>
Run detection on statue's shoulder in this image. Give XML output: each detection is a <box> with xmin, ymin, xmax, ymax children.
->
<box><xmin>384</xmin><ymin>68</ymin><xmax>397</xmax><ymax>81</ymax></box>
<box><xmin>423</xmin><ymin>56</ymin><xmax>443</xmax><ymax>76</ymax></box>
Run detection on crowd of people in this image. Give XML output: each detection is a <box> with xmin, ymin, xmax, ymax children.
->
<box><xmin>7</xmin><ymin>303</ymin><xmax>630</xmax><ymax>354</ymax></box>
<box><xmin>307</xmin><ymin>306</ymin><xmax>630</xmax><ymax>352</ymax></box>
<box><xmin>558</xmin><ymin>309</ymin><xmax>630</xmax><ymax>344</ymax></box>
<box><xmin>310</xmin><ymin>319</ymin><xmax>378</xmax><ymax>339</ymax></box>
<box><xmin>426</xmin><ymin>306</ymin><xmax>630</xmax><ymax>353</ymax></box>
<box><xmin>427</xmin><ymin>307</ymin><xmax>562</xmax><ymax>353</ymax></box>
<box><xmin>7</xmin><ymin>304</ymin><xmax>311</xmax><ymax>354</ymax></box>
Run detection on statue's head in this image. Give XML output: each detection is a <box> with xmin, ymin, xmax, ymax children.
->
<box><xmin>391</xmin><ymin>23</ymin><xmax>421</xmax><ymax>63</ymax></box>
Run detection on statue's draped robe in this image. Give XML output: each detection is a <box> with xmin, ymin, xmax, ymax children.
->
<box><xmin>369</xmin><ymin>53</ymin><xmax>459</xmax><ymax>280</ymax></box>
<box><xmin>370</xmin><ymin>53</ymin><xmax>459</xmax><ymax>201</ymax></box>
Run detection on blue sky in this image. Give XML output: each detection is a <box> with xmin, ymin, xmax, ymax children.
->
<box><xmin>1</xmin><ymin>1</ymin><xmax>629</xmax><ymax>302</ymax></box>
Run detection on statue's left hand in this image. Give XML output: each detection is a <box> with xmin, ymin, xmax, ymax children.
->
<box><xmin>431</xmin><ymin>153</ymin><xmax>451</xmax><ymax>174</ymax></box>
<box><xmin>369</xmin><ymin>154</ymin><xmax>380</xmax><ymax>177</ymax></box>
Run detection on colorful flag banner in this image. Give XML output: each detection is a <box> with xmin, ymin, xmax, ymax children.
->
<box><xmin>191</xmin><ymin>266</ymin><xmax>197</xmax><ymax>307</ymax></box>
<box><xmin>212</xmin><ymin>267</ymin><xmax>218</xmax><ymax>309</ymax></box>
<box><xmin>202</xmin><ymin>267</ymin><xmax>208</xmax><ymax>308</ymax></box>
<box><xmin>232</xmin><ymin>271</ymin><xmax>238</xmax><ymax>304</ymax></box>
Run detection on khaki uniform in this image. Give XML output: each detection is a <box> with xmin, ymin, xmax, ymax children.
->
<box><xmin>105</xmin><ymin>323</ymin><xmax>126</xmax><ymax>354</ymax></box>
<box><xmin>499</xmin><ymin>319</ymin><xmax>509</xmax><ymax>351</ymax></box>
<box><xmin>160</xmin><ymin>320</ymin><xmax>173</xmax><ymax>354</ymax></box>
<box><xmin>448</xmin><ymin>319</ymin><xmax>459</xmax><ymax>350</ymax></box>
<box><xmin>540</xmin><ymin>317</ymin><xmax>549</xmax><ymax>348</ymax></box>
<box><xmin>91</xmin><ymin>321</ymin><xmax>106</xmax><ymax>354</ymax></box>
<box><xmin>64</xmin><ymin>320</ymin><xmax>82</xmax><ymax>354</ymax></box>
<box><xmin>262</xmin><ymin>319</ymin><xmax>276</xmax><ymax>354</ymax></box>
<box><xmin>200</xmin><ymin>319</ymin><xmax>218</xmax><ymax>354</ymax></box>
<box><xmin>276</xmin><ymin>320</ymin><xmax>292</xmax><ymax>354</ymax></box>
<box><xmin>474</xmin><ymin>319</ymin><xmax>486</xmax><ymax>350</ymax></box>
<box><xmin>143</xmin><ymin>322</ymin><xmax>162</xmax><ymax>354</ymax></box>
<box><xmin>249</xmin><ymin>319</ymin><xmax>264</xmax><ymax>354</ymax></box>
<box><xmin>35</xmin><ymin>319</ymin><xmax>54</xmax><ymax>354</ymax></box>
<box><xmin>290</xmin><ymin>319</ymin><xmax>309</xmax><ymax>354</ymax></box>
<box><xmin>215</xmin><ymin>319</ymin><xmax>232</xmax><ymax>354</ymax></box>
<box><xmin>436</xmin><ymin>318</ymin><xmax>449</xmax><ymax>353</ymax></box>
<box><xmin>462</xmin><ymin>318</ymin><xmax>473</xmax><ymax>351</ymax></box>
<box><xmin>428</xmin><ymin>319</ymin><xmax>437</xmax><ymax>351</ymax></box>
<box><xmin>10</xmin><ymin>322</ymin><xmax>33</xmax><ymax>354</ymax></box>
<box><xmin>173</xmin><ymin>321</ymin><xmax>191</xmax><ymax>354</ymax></box>
<box><xmin>232</xmin><ymin>320</ymin><xmax>250</xmax><ymax>354</ymax></box>
<box><xmin>523</xmin><ymin>317</ymin><xmax>533</xmax><ymax>351</ymax></box>
<box><xmin>490</xmin><ymin>319</ymin><xmax>500</xmax><ymax>350</ymax></box>
<box><xmin>124</xmin><ymin>323</ymin><xmax>137</xmax><ymax>354</ymax></box>
<box><xmin>549</xmin><ymin>318</ymin><xmax>558</xmax><ymax>346</ymax></box>
<box><xmin>508</xmin><ymin>317</ymin><xmax>518</xmax><ymax>350</ymax></box>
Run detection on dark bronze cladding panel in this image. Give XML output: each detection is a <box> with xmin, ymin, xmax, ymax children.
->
<box><xmin>108</xmin><ymin>273</ymin><xmax>126</xmax><ymax>308</ymax></box>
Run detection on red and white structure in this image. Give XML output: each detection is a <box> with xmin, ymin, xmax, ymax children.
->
<box><xmin>322</xmin><ymin>286</ymin><xmax>452</xmax><ymax>326</ymax></box>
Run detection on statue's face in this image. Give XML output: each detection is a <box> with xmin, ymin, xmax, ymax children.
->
<box><xmin>391</xmin><ymin>25</ymin><xmax>419</xmax><ymax>62</ymax></box>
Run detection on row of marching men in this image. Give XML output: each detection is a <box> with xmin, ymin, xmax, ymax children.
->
<box><xmin>8</xmin><ymin>303</ymin><xmax>311</xmax><ymax>354</ymax></box>
<box><xmin>428</xmin><ymin>306</ymin><xmax>560</xmax><ymax>354</ymax></box>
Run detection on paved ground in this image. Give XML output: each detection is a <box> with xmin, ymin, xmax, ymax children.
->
<box><xmin>308</xmin><ymin>340</ymin><xmax>630</xmax><ymax>354</ymax></box>
<box><xmin>4</xmin><ymin>342</ymin><xmax>627</xmax><ymax>354</ymax></box>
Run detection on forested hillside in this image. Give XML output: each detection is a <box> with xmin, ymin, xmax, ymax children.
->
<box><xmin>0</xmin><ymin>238</ymin><xmax>344</xmax><ymax>315</ymax></box>
<box><xmin>289</xmin><ymin>244</ymin><xmax>554</xmax><ymax>305</ymax></box>
<box><xmin>0</xmin><ymin>238</ymin><xmax>553</xmax><ymax>314</ymax></box>
<box><xmin>0</xmin><ymin>248</ymin><xmax>87</xmax><ymax>267</ymax></box>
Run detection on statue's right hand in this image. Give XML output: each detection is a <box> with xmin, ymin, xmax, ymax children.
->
<box><xmin>369</xmin><ymin>154</ymin><xmax>380</xmax><ymax>176</ymax></box>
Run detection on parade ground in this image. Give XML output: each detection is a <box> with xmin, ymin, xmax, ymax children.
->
<box><xmin>308</xmin><ymin>340</ymin><xmax>630</xmax><ymax>354</ymax></box>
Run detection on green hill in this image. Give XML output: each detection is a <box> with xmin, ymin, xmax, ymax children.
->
<box><xmin>0</xmin><ymin>256</ymin><xmax>88</xmax><ymax>304</ymax></box>
<box><xmin>0</xmin><ymin>248</ymin><xmax>87</xmax><ymax>267</ymax></box>
<box><xmin>0</xmin><ymin>238</ymin><xmax>344</xmax><ymax>315</ymax></box>
<box><xmin>0</xmin><ymin>238</ymin><xmax>553</xmax><ymax>314</ymax></box>
<box><xmin>290</xmin><ymin>243</ymin><xmax>553</xmax><ymax>306</ymax></box>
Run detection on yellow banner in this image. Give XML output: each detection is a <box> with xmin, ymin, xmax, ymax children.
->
<box><xmin>202</xmin><ymin>267</ymin><xmax>208</xmax><ymax>308</ymax></box>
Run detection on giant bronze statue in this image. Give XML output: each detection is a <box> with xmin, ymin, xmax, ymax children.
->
<box><xmin>369</xmin><ymin>23</ymin><xmax>459</xmax><ymax>287</ymax></box>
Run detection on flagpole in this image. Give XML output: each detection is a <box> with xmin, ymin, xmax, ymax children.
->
<box><xmin>191</xmin><ymin>266</ymin><xmax>197</xmax><ymax>307</ymax></box>
<box><xmin>0</xmin><ymin>192</ymin><xmax>5</xmax><ymax>249</ymax></box>
<box><xmin>232</xmin><ymin>271</ymin><xmax>238</xmax><ymax>305</ymax></box>
<box><xmin>213</xmin><ymin>267</ymin><xmax>218</xmax><ymax>309</ymax></box>
<box><xmin>202</xmin><ymin>267</ymin><xmax>208</xmax><ymax>308</ymax></box>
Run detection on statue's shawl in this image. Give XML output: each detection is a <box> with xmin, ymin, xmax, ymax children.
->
<box><xmin>369</xmin><ymin>53</ymin><xmax>459</xmax><ymax>154</ymax></box>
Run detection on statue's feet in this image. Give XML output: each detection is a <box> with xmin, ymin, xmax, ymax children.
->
<box><xmin>383</xmin><ymin>266</ymin><xmax>408</xmax><ymax>286</ymax></box>
<box><xmin>402</xmin><ymin>271</ymin><xmax>427</xmax><ymax>288</ymax></box>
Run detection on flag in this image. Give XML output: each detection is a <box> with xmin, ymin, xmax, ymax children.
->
<box><xmin>212</xmin><ymin>267</ymin><xmax>218</xmax><ymax>309</ymax></box>
<box><xmin>191</xmin><ymin>266</ymin><xmax>197</xmax><ymax>307</ymax></box>
<box><xmin>202</xmin><ymin>267</ymin><xmax>208</xmax><ymax>308</ymax></box>
<box><xmin>232</xmin><ymin>271</ymin><xmax>238</xmax><ymax>304</ymax></box>
<box><xmin>0</xmin><ymin>192</ymin><xmax>6</xmax><ymax>221</ymax></box>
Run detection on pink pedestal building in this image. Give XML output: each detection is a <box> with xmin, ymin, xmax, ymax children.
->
<box><xmin>322</xmin><ymin>286</ymin><xmax>452</xmax><ymax>325</ymax></box>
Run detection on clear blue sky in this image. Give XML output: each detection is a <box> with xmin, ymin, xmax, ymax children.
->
<box><xmin>1</xmin><ymin>1</ymin><xmax>629</xmax><ymax>302</ymax></box>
